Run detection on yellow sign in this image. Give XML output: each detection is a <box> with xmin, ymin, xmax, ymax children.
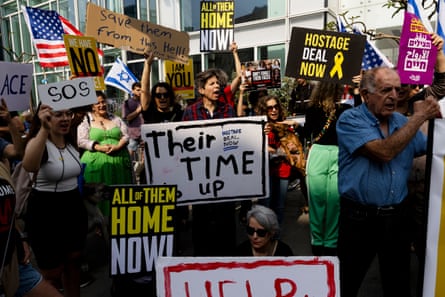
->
<box><xmin>64</xmin><ymin>35</ymin><xmax>105</xmax><ymax>90</ymax></box>
<box><xmin>164</xmin><ymin>59</ymin><xmax>195</xmax><ymax>100</ymax></box>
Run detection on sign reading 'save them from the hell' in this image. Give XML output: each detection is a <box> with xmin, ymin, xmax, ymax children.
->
<box><xmin>285</xmin><ymin>27</ymin><xmax>366</xmax><ymax>84</ymax></box>
<box><xmin>141</xmin><ymin>116</ymin><xmax>269</xmax><ymax>205</ymax></box>
<box><xmin>85</xmin><ymin>2</ymin><xmax>190</xmax><ymax>64</ymax></box>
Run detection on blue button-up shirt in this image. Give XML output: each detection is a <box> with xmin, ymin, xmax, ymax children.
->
<box><xmin>336</xmin><ymin>104</ymin><xmax>426</xmax><ymax>206</ymax></box>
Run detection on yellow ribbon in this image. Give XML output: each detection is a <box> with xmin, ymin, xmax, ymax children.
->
<box><xmin>329</xmin><ymin>52</ymin><xmax>344</xmax><ymax>79</ymax></box>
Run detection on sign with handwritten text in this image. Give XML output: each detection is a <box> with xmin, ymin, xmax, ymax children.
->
<box><xmin>156</xmin><ymin>257</ymin><xmax>340</xmax><ymax>297</ymax></box>
<box><xmin>110</xmin><ymin>185</ymin><xmax>175</xmax><ymax>276</ymax></box>
<box><xmin>0</xmin><ymin>61</ymin><xmax>33</xmax><ymax>111</ymax></box>
<box><xmin>397</xmin><ymin>12</ymin><xmax>437</xmax><ymax>85</ymax></box>
<box><xmin>141</xmin><ymin>116</ymin><xmax>269</xmax><ymax>205</ymax></box>
<box><xmin>85</xmin><ymin>3</ymin><xmax>189</xmax><ymax>63</ymax></box>
<box><xmin>37</xmin><ymin>77</ymin><xmax>97</xmax><ymax>110</ymax></box>
<box><xmin>285</xmin><ymin>27</ymin><xmax>365</xmax><ymax>84</ymax></box>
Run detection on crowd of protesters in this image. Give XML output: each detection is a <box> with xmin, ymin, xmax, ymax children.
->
<box><xmin>2</xmin><ymin>33</ymin><xmax>445</xmax><ymax>297</ymax></box>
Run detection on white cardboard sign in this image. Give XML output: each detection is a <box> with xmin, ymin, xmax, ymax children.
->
<box><xmin>0</xmin><ymin>61</ymin><xmax>33</xmax><ymax>111</ymax></box>
<box><xmin>141</xmin><ymin>116</ymin><xmax>269</xmax><ymax>205</ymax></box>
<box><xmin>156</xmin><ymin>256</ymin><xmax>340</xmax><ymax>297</ymax></box>
<box><xmin>38</xmin><ymin>77</ymin><xmax>97</xmax><ymax>110</ymax></box>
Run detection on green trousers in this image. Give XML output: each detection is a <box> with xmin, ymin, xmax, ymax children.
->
<box><xmin>306</xmin><ymin>144</ymin><xmax>340</xmax><ymax>248</ymax></box>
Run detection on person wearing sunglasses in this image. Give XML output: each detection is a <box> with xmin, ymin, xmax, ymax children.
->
<box><xmin>22</xmin><ymin>103</ymin><xmax>86</xmax><ymax>297</ymax></box>
<box><xmin>257</xmin><ymin>95</ymin><xmax>303</xmax><ymax>226</ymax></box>
<box><xmin>235</xmin><ymin>204</ymin><xmax>293</xmax><ymax>256</ymax></box>
<box><xmin>140</xmin><ymin>52</ymin><xmax>184</xmax><ymax>124</ymax></box>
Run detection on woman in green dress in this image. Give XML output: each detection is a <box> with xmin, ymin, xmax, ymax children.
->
<box><xmin>77</xmin><ymin>91</ymin><xmax>132</xmax><ymax>215</ymax></box>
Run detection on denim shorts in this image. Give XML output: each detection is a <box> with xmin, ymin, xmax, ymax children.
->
<box><xmin>128</xmin><ymin>138</ymin><xmax>140</xmax><ymax>152</ymax></box>
<box><xmin>15</xmin><ymin>263</ymin><xmax>42</xmax><ymax>297</ymax></box>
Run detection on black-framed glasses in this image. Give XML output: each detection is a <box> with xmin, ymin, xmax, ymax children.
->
<box><xmin>267</xmin><ymin>104</ymin><xmax>279</xmax><ymax>111</ymax></box>
<box><xmin>155</xmin><ymin>92</ymin><xmax>168</xmax><ymax>99</ymax></box>
<box><xmin>246</xmin><ymin>226</ymin><xmax>268</xmax><ymax>237</ymax></box>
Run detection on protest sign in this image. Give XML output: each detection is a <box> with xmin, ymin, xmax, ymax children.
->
<box><xmin>37</xmin><ymin>77</ymin><xmax>97</xmax><ymax>110</ymax></box>
<box><xmin>64</xmin><ymin>35</ymin><xmax>105</xmax><ymax>90</ymax></box>
<box><xmin>86</xmin><ymin>3</ymin><xmax>189</xmax><ymax>64</ymax></box>
<box><xmin>110</xmin><ymin>185</ymin><xmax>176</xmax><ymax>276</ymax></box>
<box><xmin>200</xmin><ymin>0</ymin><xmax>234</xmax><ymax>51</ymax></box>
<box><xmin>285</xmin><ymin>27</ymin><xmax>366</xmax><ymax>84</ymax></box>
<box><xmin>424</xmin><ymin>118</ymin><xmax>445</xmax><ymax>297</ymax></box>
<box><xmin>141</xmin><ymin>116</ymin><xmax>269</xmax><ymax>205</ymax></box>
<box><xmin>164</xmin><ymin>59</ymin><xmax>195</xmax><ymax>100</ymax></box>
<box><xmin>397</xmin><ymin>12</ymin><xmax>437</xmax><ymax>85</ymax></box>
<box><xmin>241</xmin><ymin>58</ymin><xmax>282</xmax><ymax>90</ymax></box>
<box><xmin>0</xmin><ymin>61</ymin><xmax>33</xmax><ymax>111</ymax></box>
<box><xmin>156</xmin><ymin>256</ymin><xmax>340</xmax><ymax>297</ymax></box>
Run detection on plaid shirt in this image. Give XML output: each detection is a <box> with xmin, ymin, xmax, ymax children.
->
<box><xmin>182</xmin><ymin>99</ymin><xmax>236</xmax><ymax>121</ymax></box>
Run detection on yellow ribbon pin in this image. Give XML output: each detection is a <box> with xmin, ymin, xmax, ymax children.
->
<box><xmin>329</xmin><ymin>52</ymin><xmax>344</xmax><ymax>79</ymax></box>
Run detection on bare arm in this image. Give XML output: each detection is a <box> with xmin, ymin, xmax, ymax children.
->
<box><xmin>424</xmin><ymin>34</ymin><xmax>445</xmax><ymax>98</ymax></box>
<box><xmin>140</xmin><ymin>52</ymin><xmax>155</xmax><ymax>111</ymax></box>
<box><xmin>122</xmin><ymin>101</ymin><xmax>142</xmax><ymax>122</ymax></box>
<box><xmin>237</xmin><ymin>83</ymin><xmax>247</xmax><ymax>116</ymax></box>
<box><xmin>230</xmin><ymin>41</ymin><xmax>242</xmax><ymax>95</ymax></box>
<box><xmin>22</xmin><ymin>105</ymin><xmax>52</xmax><ymax>172</ymax></box>
<box><xmin>360</xmin><ymin>96</ymin><xmax>439</xmax><ymax>162</ymax></box>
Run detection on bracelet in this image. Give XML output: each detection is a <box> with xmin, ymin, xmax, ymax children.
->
<box><xmin>92</xmin><ymin>141</ymin><xmax>98</xmax><ymax>151</ymax></box>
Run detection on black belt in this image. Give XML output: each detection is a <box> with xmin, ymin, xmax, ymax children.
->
<box><xmin>341</xmin><ymin>197</ymin><xmax>407</xmax><ymax>217</ymax></box>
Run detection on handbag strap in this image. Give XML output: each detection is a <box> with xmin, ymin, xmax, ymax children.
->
<box><xmin>312</xmin><ymin>109</ymin><xmax>336</xmax><ymax>144</ymax></box>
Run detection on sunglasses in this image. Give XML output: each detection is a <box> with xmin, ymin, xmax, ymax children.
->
<box><xmin>267</xmin><ymin>104</ymin><xmax>279</xmax><ymax>111</ymax></box>
<box><xmin>246</xmin><ymin>226</ymin><xmax>268</xmax><ymax>237</ymax></box>
<box><xmin>155</xmin><ymin>92</ymin><xmax>168</xmax><ymax>99</ymax></box>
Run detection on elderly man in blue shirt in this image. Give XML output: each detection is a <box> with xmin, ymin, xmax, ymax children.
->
<box><xmin>336</xmin><ymin>66</ymin><xmax>440</xmax><ymax>297</ymax></box>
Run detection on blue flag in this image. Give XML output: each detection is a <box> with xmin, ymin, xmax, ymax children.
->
<box><xmin>104</xmin><ymin>58</ymin><xmax>139</xmax><ymax>94</ymax></box>
<box><xmin>407</xmin><ymin>0</ymin><xmax>433</xmax><ymax>32</ymax></box>
<box><xmin>437</xmin><ymin>0</ymin><xmax>445</xmax><ymax>53</ymax></box>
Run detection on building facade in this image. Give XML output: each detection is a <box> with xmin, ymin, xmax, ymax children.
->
<box><xmin>0</xmin><ymin>0</ymin><xmax>403</xmax><ymax>103</ymax></box>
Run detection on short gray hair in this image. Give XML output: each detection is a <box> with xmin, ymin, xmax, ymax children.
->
<box><xmin>246</xmin><ymin>204</ymin><xmax>280</xmax><ymax>235</ymax></box>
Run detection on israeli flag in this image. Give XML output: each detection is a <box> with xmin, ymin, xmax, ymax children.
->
<box><xmin>104</xmin><ymin>58</ymin><xmax>139</xmax><ymax>94</ymax></box>
<box><xmin>437</xmin><ymin>0</ymin><xmax>445</xmax><ymax>53</ymax></box>
<box><xmin>336</xmin><ymin>15</ymin><xmax>347</xmax><ymax>33</ymax></box>
<box><xmin>407</xmin><ymin>0</ymin><xmax>433</xmax><ymax>32</ymax></box>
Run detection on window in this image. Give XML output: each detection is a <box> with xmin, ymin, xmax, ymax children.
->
<box><xmin>180</xmin><ymin>0</ymin><xmax>284</xmax><ymax>32</ymax></box>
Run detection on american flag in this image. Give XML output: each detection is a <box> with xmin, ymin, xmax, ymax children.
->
<box><xmin>22</xmin><ymin>6</ymin><xmax>103</xmax><ymax>68</ymax></box>
<box><xmin>353</xmin><ymin>26</ymin><xmax>394</xmax><ymax>70</ymax></box>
